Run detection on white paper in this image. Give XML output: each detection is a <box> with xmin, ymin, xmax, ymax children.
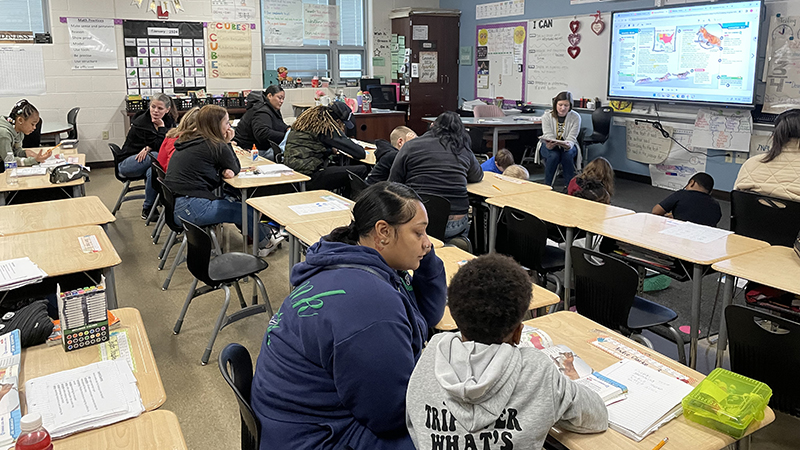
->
<box><xmin>693</xmin><ymin>109</ymin><xmax>753</xmax><ymax>152</ymax></box>
<box><xmin>476</xmin><ymin>0</ymin><xmax>525</xmax><ymax>20</ymax></box>
<box><xmin>304</xmin><ymin>4</ymin><xmax>339</xmax><ymax>41</ymax></box>
<box><xmin>658</xmin><ymin>221</ymin><xmax>733</xmax><ymax>244</ymax></box>
<box><xmin>412</xmin><ymin>25</ymin><xmax>428</xmax><ymax>41</ymax></box>
<box><xmin>649</xmin><ymin>128</ymin><xmax>707</xmax><ymax>191</ymax></box>
<box><xmin>763</xmin><ymin>16</ymin><xmax>800</xmax><ymax>113</ymax></box>
<box><xmin>263</xmin><ymin>0</ymin><xmax>304</xmax><ymax>45</ymax></box>
<box><xmin>626</xmin><ymin>121</ymin><xmax>673</xmax><ymax>164</ymax></box>
<box><xmin>749</xmin><ymin>134</ymin><xmax>771</xmax><ymax>155</ymax></box>
<box><xmin>419</xmin><ymin>51</ymin><xmax>438</xmax><ymax>84</ymax></box>
<box><xmin>67</xmin><ymin>18</ymin><xmax>118</xmax><ymax>70</ymax></box>
<box><xmin>0</xmin><ymin>258</ymin><xmax>47</xmax><ymax>291</ymax></box>
<box><xmin>288</xmin><ymin>201</ymin><xmax>350</xmax><ymax>216</ymax></box>
<box><xmin>0</xmin><ymin>46</ymin><xmax>46</xmax><ymax>96</ymax></box>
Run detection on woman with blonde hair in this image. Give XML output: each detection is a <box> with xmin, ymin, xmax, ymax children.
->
<box><xmin>568</xmin><ymin>157</ymin><xmax>614</xmax><ymax>204</ymax></box>
<box><xmin>157</xmin><ymin>106</ymin><xmax>200</xmax><ymax>170</ymax></box>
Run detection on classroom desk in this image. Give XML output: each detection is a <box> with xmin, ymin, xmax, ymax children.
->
<box><xmin>0</xmin><ymin>196</ymin><xmax>115</xmax><ymax>237</ymax></box>
<box><xmin>53</xmin><ymin>410</ymin><xmax>187</xmax><ymax>450</ymax></box>
<box><xmin>21</xmin><ymin>308</ymin><xmax>166</xmax><ymax>412</ymax></box>
<box><xmin>578</xmin><ymin>213</ymin><xmax>769</xmax><ymax>369</ymax></box>
<box><xmin>41</xmin><ymin>122</ymin><xmax>73</xmax><ymax>144</ymax></box>
<box><xmin>0</xmin><ymin>225</ymin><xmax>122</xmax><ymax>308</ymax></box>
<box><xmin>0</xmin><ymin>154</ymin><xmax>87</xmax><ymax>206</ymax></box>
<box><xmin>486</xmin><ymin>191</ymin><xmax>634</xmax><ymax>308</ymax></box>
<box><xmin>434</xmin><ymin>246</ymin><xmax>560</xmax><ymax>330</ymax></box>
<box><xmin>711</xmin><ymin>246</ymin><xmax>800</xmax><ymax>367</ymax></box>
<box><xmin>526</xmin><ymin>311</ymin><xmax>774</xmax><ymax>450</ymax></box>
<box><xmin>423</xmin><ymin>116</ymin><xmax>542</xmax><ymax>152</ymax></box>
<box><xmin>225</xmin><ymin>156</ymin><xmax>310</xmax><ymax>253</ymax></box>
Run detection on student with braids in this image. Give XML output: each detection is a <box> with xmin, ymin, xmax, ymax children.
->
<box><xmin>284</xmin><ymin>102</ymin><xmax>369</xmax><ymax>191</ymax></box>
<box><xmin>251</xmin><ymin>181</ymin><xmax>447</xmax><ymax>450</ymax></box>
<box><xmin>1</xmin><ymin>99</ymin><xmax>50</xmax><ymax>171</ymax></box>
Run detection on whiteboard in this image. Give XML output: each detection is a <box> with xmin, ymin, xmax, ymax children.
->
<box><xmin>525</xmin><ymin>14</ymin><xmax>610</xmax><ymax>106</ymax></box>
<box><xmin>475</xmin><ymin>21</ymin><xmax>527</xmax><ymax>103</ymax></box>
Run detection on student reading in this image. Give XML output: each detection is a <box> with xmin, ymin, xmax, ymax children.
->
<box><xmin>406</xmin><ymin>254</ymin><xmax>608</xmax><ymax>449</ymax></box>
<box><xmin>1</xmin><ymin>99</ymin><xmax>51</xmax><ymax>170</ymax></box>
<box><xmin>251</xmin><ymin>182</ymin><xmax>447</xmax><ymax>450</ymax></box>
<box><xmin>538</xmin><ymin>91</ymin><xmax>581</xmax><ymax>186</ymax></box>
<box><xmin>234</xmin><ymin>85</ymin><xmax>288</xmax><ymax>159</ymax></box>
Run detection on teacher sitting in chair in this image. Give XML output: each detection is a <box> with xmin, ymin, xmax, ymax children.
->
<box><xmin>538</xmin><ymin>91</ymin><xmax>581</xmax><ymax>186</ymax></box>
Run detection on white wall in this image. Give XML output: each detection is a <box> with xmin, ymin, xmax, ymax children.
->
<box><xmin>0</xmin><ymin>0</ymin><xmax>263</xmax><ymax>163</ymax></box>
<box><xmin>369</xmin><ymin>0</ymin><xmax>440</xmax><ymax>83</ymax></box>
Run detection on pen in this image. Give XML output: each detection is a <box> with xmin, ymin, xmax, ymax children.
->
<box><xmin>492</xmin><ymin>184</ymin><xmax>501</xmax><ymax>191</ymax></box>
<box><xmin>651</xmin><ymin>437</ymin><xmax>668</xmax><ymax>450</ymax></box>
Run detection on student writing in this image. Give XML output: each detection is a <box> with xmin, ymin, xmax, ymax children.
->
<box><xmin>652</xmin><ymin>172</ymin><xmax>721</xmax><ymax>227</ymax></box>
<box><xmin>1</xmin><ymin>99</ymin><xmax>50</xmax><ymax>169</ymax></box>
<box><xmin>366</xmin><ymin>125</ymin><xmax>417</xmax><ymax>185</ymax></box>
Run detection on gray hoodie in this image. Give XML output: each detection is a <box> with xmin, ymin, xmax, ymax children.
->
<box><xmin>406</xmin><ymin>333</ymin><xmax>608</xmax><ymax>450</ymax></box>
<box><xmin>1</xmin><ymin>116</ymin><xmax>36</xmax><ymax>166</ymax></box>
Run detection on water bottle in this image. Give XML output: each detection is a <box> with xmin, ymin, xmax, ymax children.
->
<box><xmin>14</xmin><ymin>413</ymin><xmax>53</xmax><ymax>450</ymax></box>
<box><xmin>4</xmin><ymin>151</ymin><xmax>18</xmax><ymax>185</ymax></box>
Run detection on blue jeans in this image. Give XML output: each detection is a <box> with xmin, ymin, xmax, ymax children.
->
<box><xmin>444</xmin><ymin>214</ymin><xmax>470</xmax><ymax>240</ymax></box>
<box><xmin>542</xmin><ymin>145</ymin><xmax>577</xmax><ymax>186</ymax></box>
<box><xmin>118</xmin><ymin>152</ymin><xmax>158</xmax><ymax>210</ymax></box>
<box><xmin>174</xmin><ymin>195</ymin><xmax>272</xmax><ymax>247</ymax></box>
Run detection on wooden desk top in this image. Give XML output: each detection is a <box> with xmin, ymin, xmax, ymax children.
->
<box><xmin>354</xmin><ymin>111</ymin><xmax>406</xmax><ymax>117</ymax></box>
<box><xmin>434</xmin><ymin>246</ymin><xmax>560</xmax><ymax>330</ymax></box>
<box><xmin>526</xmin><ymin>311</ymin><xmax>774</xmax><ymax>450</ymax></box>
<box><xmin>53</xmin><ymin>410</ymin><xmax>186</xmax><ymax>449</ymax></box>
<box><xmin>712</xmin><ymin>246</ymin><xmax>800</xmax><ymax>295</ymax></box>
<box><xmin>226</xmin><ymin>155</ymin><xmax>310</xmax><ymax>189</ymax></box>
<box><xmin>287</xmin><ymin>217</ymin><xmax>445</xmax><ymax>249</ymax></box>
<box><xmin>247</xmin><ymin>190</ymin><xmax>353</xmax><ymax>226</ymax></box>
<box><xmin>21</xmin><ymin>308</ymin><xmax>166</xmax><ymax>412</ymax></box>
<box><xmin>468</xmin><ymin>172</ymin><xmax>551</xmax><ymax>199</ymax></box>
<box><xmin>0</xmin><ymin>154</ymin><xmax>86</xmax><ymax>193</ymax></box>
<box><xmin>0</xmin><ymin>196</ymin><xmax>115</xmax><ymax>237</ymax></box>
<box><xmin>487</xmin><ymin>190</ymin><xmax>634</xmax><ymax>228</ymax></box>
<box><xmin>580</xmin><ymin>213</ymin><xmax>770</xmax><ymax>265</ymax></box>
<box><xmin>0</xmin><ymin>225</ymin><xmax>121</xmax><ymax>277</ymax></box>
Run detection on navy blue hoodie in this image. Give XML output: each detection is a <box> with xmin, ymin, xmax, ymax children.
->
<box><xmin>251</xmin><ymin>239</ymin><xmax>447</xmax><ymax>450</ymax></box>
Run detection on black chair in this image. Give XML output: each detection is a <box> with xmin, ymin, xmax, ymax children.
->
<box><xmin>346</xmin><ymin>170</ymin><xmax>368</xmax><ymax>200</ymax></box>
<box><xmin>174</xmin><ymin>219</ymin><xmax>272</xmax><ymax>365</ymax></box>
<box><xmin>571</xmin><ymin>247</ymin><xmax>686</xmax><ymax>364</ymax></box>
<box><xmin>269</xmin><ymin>140</ymin><xmax>283</xmax><ymax>163</ymax></box>
<box><xmin>109</xmin><ymin>143</ymin><xmax>147</xmax><ymax>215</ymax></box>
<box><xmin>725</xmin><ymin>305</ymin><xmax>800</xmax><ymax>417</ymax></box>
<box><xmin>580</xmin><ymin>106</ymin><xmax>613</xmax><ymax>162</ymax></box>
<box><xmin>497</xmin><ymin>207</ymin><xmax>564</xmax><ymax>295</ymax></box>
<box><xmin>66</xmin><ymin>107</ymin><xmax>80</xmax><ymax>140</ymax></box>
<box><xmin>151</xmin><ymin>164</ymin><xmax>168</xmax><ymax>244</ymax></box>
<box><xmin>144</xmin><ymin>160</ymin><xmax>164</xmax><ymax>226</ymax></box>
<box><xmin>418</xmin><ymin>193</ymin><xmax>450</xmax><ymax>242</ymax></box>
<box><xmin>730</xmin><ymin>190</ymin><xmax>800</xmax><ymax>247</ymax></box>
<box><xmin>22</xmin><ymin>119</ymin><xmax>42</xmax><ymax>148</ymax></box>
<box><xmin>219</xmin><ymin>344</ymin><xmax>261</xmax><ymax>450</ymax></box>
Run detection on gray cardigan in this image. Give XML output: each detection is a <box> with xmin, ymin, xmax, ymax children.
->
<box><xmin>537</xmin><ymin>109</ymin><xmax>582</xmax><ymax>154</ymax></box>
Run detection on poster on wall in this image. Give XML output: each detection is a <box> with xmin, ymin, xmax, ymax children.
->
<box><xmin>122</xmin><ymin>20</ymin><xmax>205</xmax><ymax>96</ymax></box>
<box><xmin>212</xmin><ymin>0</ymin><xmax>256</xmax><ymax>22</ymax></box>
<box><xmin>475</xmin><ymin>22</ymin><xmax>526</xmax><ymax>103</ymax></box>
<box><xmin>208</xmin><ymin>23</ymin><xmax>252</xmax><ymax>79</ymax></box>
<box><xmin>303</xmin><ymin>4</ymin><xmax>339</xmax><ymax>41</ymax></box>
<box><xmin>0</xmin><ymin>46</ymin><xmax>46</xmax><ymax>96</ymax></box>
<box><xmin>67</xmin><ymin>18</ymin><xmax>118</xmax><ymax>70</ymax></box>
<box><xmin>263</xmin><ymin>0</ymin><xmax>304</xmax><ymax>46</ymax></box>
<box><xmin>475</xmin><ymin>0</ymin><xmax>524</xmax><ymax>21</ymax></box>
<box><xmin>419</xmin><ymin>51</ymin><xmax>438</xmax><ymax>83</ymax></box>
<box><xmin>648</xmin><ymin>128</ymin><xmax>707</xmax><ymax>191</ymax></box>
<box><xmin>763</xmin><ymin>15</ymin><xmax>800</xmax><ymax>113</ymax></box>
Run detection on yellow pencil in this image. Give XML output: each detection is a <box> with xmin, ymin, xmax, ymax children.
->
<box><xmin>48</xmin><ymin>142</ymin><xmax>63</xmax><ymax>153</ymax></box>
<box><xmin>492</xmin><ymin>184</ymin><xmax>501</xmax><ymax>191</ymax></box>
<box><xmin>651</xmin><ymin>437</ymin><xmax>668</xmax><ymax>450</ymax></box>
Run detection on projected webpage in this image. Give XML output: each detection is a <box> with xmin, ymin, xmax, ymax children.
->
<box><xmin>608</xmin><ymin>1</ymin><xmax>762</xmax><ymax>105</ymax></box>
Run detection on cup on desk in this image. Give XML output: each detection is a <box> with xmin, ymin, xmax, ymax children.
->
<box><xmin>494</xmin><ymin>97</ymin><xmax>504</xmax><ymax>108</ymax></box>
<box><xmin>320</xmin><ymin>96</ymin><xmax>331</xmax><ymax>106</ymax></box>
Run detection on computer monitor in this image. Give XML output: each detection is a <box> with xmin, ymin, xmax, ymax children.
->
<box><xmin>368</xmin><ymin>85</ymin><xmax>398</xmax><ymax>110</ymax></box>
<box><xmin>360</xmin><ymin>78</ymin><xmax>381</xmax><ymax>92</ymax></box>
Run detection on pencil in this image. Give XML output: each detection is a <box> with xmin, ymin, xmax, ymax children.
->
<box><xmin>48</xmin><ymin>142</ymin><xmax>63</xmax><ymax>153</ymax></box>
<box><xmin>651</xmin><ymin>437</ymin><xmax>668</xmax><ymax>450</ymax></box>
<box><xmin>492</xmin><ymin>184</ymin><xmax>501</xmax><ymax>191</ymax></box>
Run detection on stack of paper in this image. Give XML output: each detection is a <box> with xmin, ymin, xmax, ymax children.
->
<box><xmin>239</xmin><ymin>164</ymin><xmax>296</xmax><ymax>178</ymax></box>
<box><xmin>24</xmin><ymin>360</ymin><xmax>144</xmax><ymax>438</ymax></box>
<box><xmin>0</xmin><ymin>258</ymin><xmax>48</xmax><ymax>291</ymax></box>
<box><xmin>600</xmin><ymin>359</ymin><xmax>694</xmax><ymax>441</ymax></box>
<box><xmin>13</xmin><ymin>167</ymin><xmax>47</xmax><ymax>177</ymax></box>
<box><xmin>39</xmin><ymin>156</ymin><xmax>68</xmax><ymax>169</ymax></box>
<box><xmin>0</xmin><ymin>330</ymin><xmax>22</xmax><ymax>447</ymax></box>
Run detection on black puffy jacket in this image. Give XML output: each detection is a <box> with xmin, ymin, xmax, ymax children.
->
<box><xmin>234</xmin><ymin>91</ymin><xmax>288</xmax><ymax>151</ymax></box>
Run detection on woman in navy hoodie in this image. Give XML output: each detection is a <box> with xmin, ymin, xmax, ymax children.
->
<box><xmin>251</xmin><ymin>181</ymin><xmax>447</xmax><ymax>450</ymax></box>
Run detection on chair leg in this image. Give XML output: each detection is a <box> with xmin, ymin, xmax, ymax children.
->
<box><xmin>158</xmin><ymin>231</ymin><xmax>177</xmax><ymax>266</ymax></box>
<box><xmin>545</xmin><ymin>273</ymin><xmax>563</xmax><ymax>300</ymax></box>
<box><xmin>232</xmin><ymin>281</ymin><xmax>247</xmax><ymax>309</ymax></box>
<box><xmin>630</xmin><ymin>333</ymin><xmax>654</xmax><ymax>349</ymax></box>
<box><xmin>152</xmin><ymin>213</ymin><xmax>166</xmax><ymax>242</ymax></box>
<box><xmin>162</xmin><ymin>237</ymin><xmax>187</xmax><ymax>290</ymax></box>
<box><xmin>111</xmin><ymin>180</ymin><xmax>131</xmax><ymax>215</ymax></box>
<box><xmin>661</xmin><ymin>324</ymin><xmax>687</xmax><ymax>366</ymax></box>
<box><xmin>252</xmin><ymin>275</ymin><xmax>272</xmax><ymax>316</ymax></box>
<box><xmin>145</xmin><ymin>193</ymin><xmax>160</xmax><ymax>226</ymax></box>
<box><xmin>202</xmin><ymin>285</ymin><xmax>232</xmax><ymax>365</ymax></box>
<box><xmin>174</xmin><ymin>277</ymin><xmax>198</xmax><ymax>334</ymax></box>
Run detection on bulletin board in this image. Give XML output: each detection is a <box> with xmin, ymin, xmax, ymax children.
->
<box><xmin>525</xmin><ymin>14</ymin><xmax>610</xmax><ymax>106</ymax></box>
<box><xmin>475</xmin><ymin>21</ymin><xmax>527</xmax><ymax>104</ymax></box>
<box><xmin>122</xmin><ymin>20</ymin><xmax>206</xmax><ymax>96</ymax></box>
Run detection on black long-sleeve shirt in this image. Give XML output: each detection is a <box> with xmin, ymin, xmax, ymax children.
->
<box><xmin>120</xmin><ymin>110</ymin><xmax>174</xmax><ymax>160</ymax></box>
<box><xmin>164</xmin><ymin>137</ymin><xmax>240</xmax><ymax>200</ymax></box>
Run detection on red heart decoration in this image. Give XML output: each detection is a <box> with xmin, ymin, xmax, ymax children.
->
<box><xmin>569</xmin><ymin>20</ymin><xmax>580</xmax><ymax>33</ymax></box>
<box><xmin>591</xmin><ymin>20</ymin><xmax>605</xmax><ymax>36</ymax></box>
<box><xmin>567</xmin><ymin>46</ymin><xmax>581</xmax><ymax>59</ymax></box>
<box><xmin>568</xmin><ymin>33</ymin><xmax>581</xmax><ymax>47</ymax></box>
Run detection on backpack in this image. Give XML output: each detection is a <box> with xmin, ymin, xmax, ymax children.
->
<box><xmin>49</xmin><ymin>163</ymin><xmax>90</xmax><ymax>184</ymax></box>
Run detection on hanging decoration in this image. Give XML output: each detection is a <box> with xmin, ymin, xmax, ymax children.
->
<box><xmin>590</xmin><ymin>11</ymin><xmax>605</xmax><ymax>36</ymax></box>
<box><xmin>132</xmin><ymin>0</ymin><xmax>184</xmax><ymax>17</ymax></box>
<box><xmin>567</xmin><ymin>17</ymin><xmax>581</xmax><ymax>59</ymax></box>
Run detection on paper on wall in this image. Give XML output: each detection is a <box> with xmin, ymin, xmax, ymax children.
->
<box><xmin>649</xmin><ymin>128</ymin><xmax>707</xmax><ymax>191</ymax></box>
<box><xmin>0</xmin><ymin>46</ymin><xmax>45</xmax><ymax>96</ymax></box>
<box><xmin>262</xmin><ymin>0</ymin><xmax>304</xmax><ymax>46</ymax></box>
<box><xmin>763</xmin><ymin>16</ymin><xmax>800</xmax><ymax>113</ymax></box>
<box><xmin>692</xmin><ymin>109</ymin><xmax>752</xmax><ymax>152</ymax></box>
<box><xmin>625</xmin><ymin>121</ymin><xmax>673</xmax><ymax>164</ymax></box>
<box><xmin>67</xmin><ymin>18</ymin><xmax>118</xmax><ymax>70</ymax></box>
<box><xmin>304</xmin><ymin>4</ymin><xmax>339</xmax><ymax>41</ymax></box>
<box><xmin>749</xmin><ymin>134</ymin><xmax>772</xmax><ymax>155</ymax></box>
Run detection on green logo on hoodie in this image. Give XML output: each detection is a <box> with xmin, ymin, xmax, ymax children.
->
<box><xmin>289</xmin><ymin>281</ymin><xmax>346</xmax><ymax>317</ymax></box>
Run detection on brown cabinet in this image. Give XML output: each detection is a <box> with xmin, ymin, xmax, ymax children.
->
<box><xmin>391</xmin><ymin>9</ymin><xmax>461</xmax><ymax>135</ymax></box>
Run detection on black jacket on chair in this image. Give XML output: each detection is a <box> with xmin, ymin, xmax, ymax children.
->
<box><xmin>234</xmin><ymin>91</ymin><xmax>288</xmax><ymax>151</ymax></box>
<box><xmin>120</xmin><ymin>109</ymin><xmax>175</xmax><ymax>160</ymax></box>
<box><xmin>365</xmin><ymin>139</ymin><xmax>398</xmax><ymax>185</ymax></box>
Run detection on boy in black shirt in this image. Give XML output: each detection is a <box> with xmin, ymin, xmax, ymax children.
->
<box><xmin>652</xmin><ymin>172</ymin><xmax>722</xmax><ymax>226</ymax></box>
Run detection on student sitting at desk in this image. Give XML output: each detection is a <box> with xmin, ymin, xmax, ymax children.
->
<box><xmin>157</xmin><ymin>106</ymin><xmax>200</xmax><ymax>170</ymax></box>
<box><xmin>284</xmin><ymin>102</ymin><xmax>369</xmax><ymax>191</ymax></box>
<box><xmin>389</xmin><ymin>111</ymin><xmax>483</xmax><ymax>239</ymax></box>
<box><xmin>406</xmin><ymin>254</ymin><xmax>608</xmax><ymax>450</ymax></box>
<box><xmin>1</xmin><ymin>99</ymin><xmax>51</xmax><ymax>169</ymax></box>
<box><xmin>734</xmin><ymin>108</ymin><xmax>800</xmax><ymax>201</ymax></box>
<box><xmin>234</xmin><ymin>85</ymin><xmax>288</xmax><ymax>159</ymax></box>
<box><xmin>568</xmin><ymin>157</ymin><xmax>615</xmax><ymax>204</ymax></box>
<box><xmin>365</xmin><ymin>125</ymin><xmax>416</xmax><ymax>185</ymax></box>
<box><xmin>503</xmin><ymin>164</ymin><xmax>529</xmax><ymax>180</ymax></box>
<box><xmin>480</xmin><ymin>148</ymin><xmax>514</xmax><ymax>174</ymax></box>
<box><xmin>120</xmin><ymin>92</ymin><xmax>177</xmax><ymax>219</ymax></box>
<box><xmin>251</xmin><ymin>182</ymin><xmax>447</xmax><ymax>450</ymax></box>
<box><xmin>164</xmin><ymin>105</ymin><xmax>280</xmax><ymax>256</ymax></box>
<box><xmin>538</xmin><ymin>91</ymin><xmax>581</xmax><ymax>186</ymax></box>
<box><xmin>652</xmin><ymin>172</ymin><xmax>721</xmax><ymax>227</ymax></box>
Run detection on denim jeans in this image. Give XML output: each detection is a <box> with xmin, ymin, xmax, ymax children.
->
<box><xmin>444</xmin><ymin>214</ymin><xmax>470</xmax><ymax>240</ymax></box>
<box><xmin>174</xmin><ymin>195</ymin><xmax>272</xmax><ymax>247</ymax></box>
<box><xmin>118</xmin><ymin>152</ymin><xmax>158</xmax><ymax>210</ymax></box>
<box><xmin>542</xmin><ymin>145</ymin><xmax>577</xmax><ymax>186</ymax></box>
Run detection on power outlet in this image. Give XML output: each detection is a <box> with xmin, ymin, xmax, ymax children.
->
<box><xmin>102</xmin><ymin>130</ymin><xmax>109</xmax><ymax>140</ymax></box>
<box><xmin>735</xmin><ymin>152</ymin><xmax>747</xmax><ymax>164</ymax></box>
<box><xmin>725</xmin><ymin>152</ymin><xmax>733</xmax><ymax>163</ymax></box>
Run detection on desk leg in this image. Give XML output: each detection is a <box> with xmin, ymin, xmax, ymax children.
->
<box><xmin>563</xmin><ymin>227</ymin><xmax>574</xmax><ymax>310</ymax></box>
<box><xmin>252</xmin><ymin>211</ymin><xmax>261</xmax><ymax>256</ymax></box>
<box><xmin>104</xmin><ymin>267</ymin><xmax>118</xmax><ymax>309</ymax></box>
<box><xmin>689</xmin><ymin>264</ymin><xmax>704</xmax><ymax>369</ymax></box>
<box><xmin>0</xmin><ymin>194</ymin><xmax>5</xmax><ymax>206</ymax></box>
<box><xmin>488</xmin><ymin>204</ymin><xmax>499</xmax><ymax>253</ymax></box>
<box><xmin>492</xmin><ymin>128</ymin><xmax>499</xmax><ymax>153</ymax></box>
<box><xmin>288</xmin><ymin>235</ymin><xmax>298</xmax><ymax>289</ymax></box>
<box><xmin>716</xmin><ymin>275</ymin><xmax>736</xmax><ymax>368</ymax></box>
<box><xmin>299</xmin><ymin>181</ymin><xmax>306</xmax><ymax>192</ymax></box>
<box><xmin>241</xmin><ymin>188</ymin><xmax>249</xmax><ymax>253</ymax></box>
<box><xmin>72</xmin><ymin>185</ymin><xmax>83</xmax><ymax>198</ymax></box>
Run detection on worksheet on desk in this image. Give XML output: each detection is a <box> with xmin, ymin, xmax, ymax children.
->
<box><xmin>289</xmin><ymin>201</ymin><xmax>350</xmax><ymax>216</ymax></box>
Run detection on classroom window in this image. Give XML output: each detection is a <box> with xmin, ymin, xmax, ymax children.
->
<box><xmin>262</xmin><ymin>0</ymin><xmax>366</xmax><ymax>86</ymax></box>
<box><xmin>0</xmin><ymin>0</ymin><xmax>48</xmax><ymax>33</ymax></box>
